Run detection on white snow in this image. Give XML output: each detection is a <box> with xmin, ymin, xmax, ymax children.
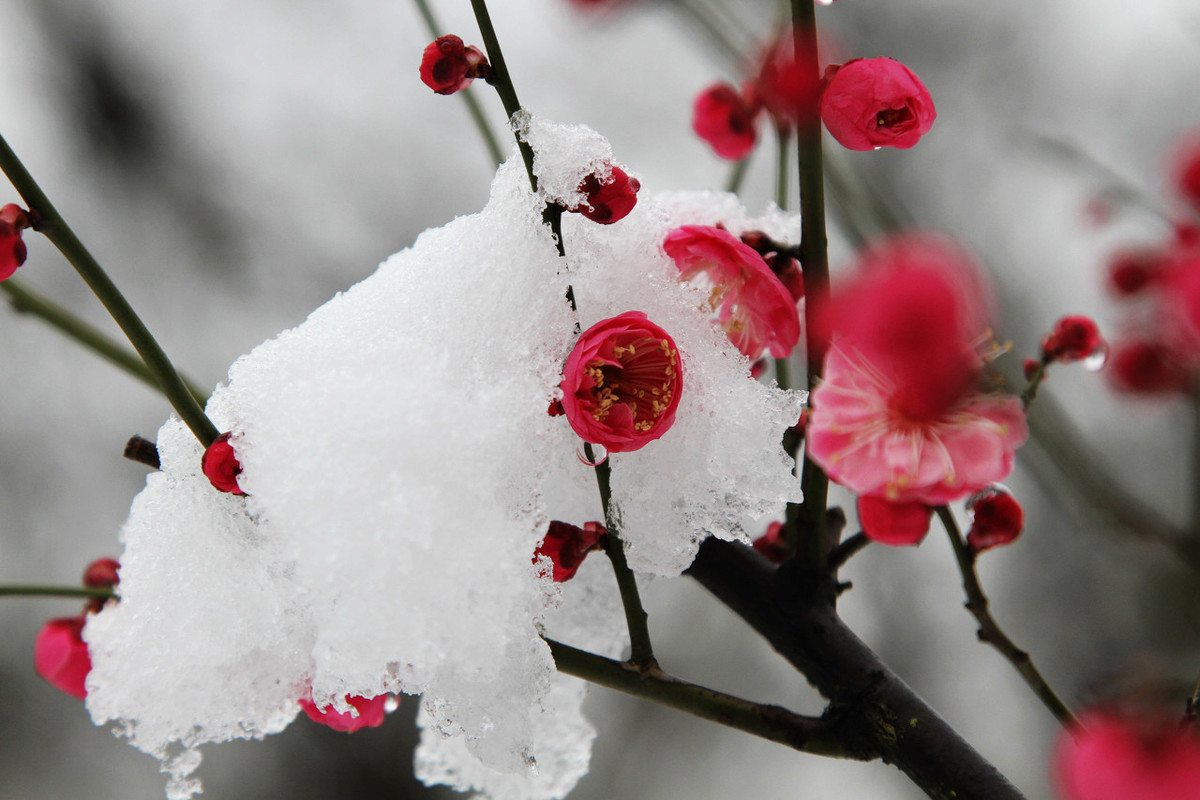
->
<box><xmin>84</xmin><ymin>116</ymin><xmax>803</xmax><ymax>800</ymax></box>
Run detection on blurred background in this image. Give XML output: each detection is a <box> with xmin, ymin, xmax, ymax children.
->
<box><xmin>2</xmin><ymin>0</ymin><xmax>1199</xmax><ymax>797</ymax></box>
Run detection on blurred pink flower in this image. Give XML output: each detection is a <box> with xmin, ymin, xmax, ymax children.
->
<box><xmin>692</xmin><ymin>84</ymin><xmax>759</xmax><ymax>161</ymax></box>
<box><xmin>559</xmin><ymin>311</ymin><xmax>683</xmax><ymax>453</ymax></box>
<box><xmin>0</xmin><ymin>203</ymin><xmax>29</xmax><ymax>281</ymax></box>
<box><xmin>34</xmin><ymin>616</ymin><xmax>91</xmax><ymax>700</ymax></box>
<box><xmin>663</xmin><ymin>225</ymin><xmax>800</xmax><ymax>359</ymax></box>
<box><xmin>811</xmin><ymin>346</ymin><xmax>1027</xmax><ymax>505</ymax></box>
<box><xmin>1055</xmin><ymin>710</ymin><xmax>1200</xmax><ymax>800</ymax></box>
<box><xmin>808</xmin><ymin>234</ymin><xmax>1025</xmax><ymax>504</ymax></box>
<box><xmin>856</xmin><ymin>495</ymin><xmax>932</xmax><ymax>546</ymax></box>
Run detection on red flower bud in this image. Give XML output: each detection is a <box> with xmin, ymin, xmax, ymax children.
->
<box><xmin>559</xmin><ymin>311</ymin><xmax>683</xmax><ymax>453</ymax></box>
<box><xmin>300</xmin><ymin>693</ymin><xmax>393</xmax><ymax>732</ymax></box>
<box><xmin>419</xmin><ymin>35</ymin><xmax>489</xmax><ymax>96</ymax></box>
<box><xmin>692</xmin><ymin>83</ymin><xmax>760</xmax><ymax>161</ymax></box>
<box><xmin>856</xmin><ymin>495</ymin><xmax>932</xmax><ymax>546</ymax></box>
<box><xmin>753</xmin><ymin>38</ymin><xmax>822</xmax><ymax>129</ymax></box>
<box><xmin>34</xmin><ymin>616</ymin><xmax>91</xmax><ymax>699</ymax></box>
<box><xmin>83</xmin><ymin>557</ymin><xmax>121</xmax><ymax>590</ymax></box>
<box><xmin>570</xmin><ymin>166</ymin><xmax>640</xmax><ymax>224</ymax></box>
<box><xmin>751</xmin><ymin>520</ymin><xmax>789</xmax><ymax>563</ymax></box>
<box><xmin>1022</xmin><ymin>358</ymin><xmax>1041</xmax><ymax>381</ymax></box>
<box><xmin>1170</xmin><ymin>133</ymin><xmax>1200</xmax><ymax>216</ymax></box>
<box><xmin>820</xmin><ymin>58</ymin><xmax>936</xmax><ymax>151</ymax></box>
<box><xmin>965</xmin><ymin>489</ymin><xmax>1023</xmax><ymax>552</ymax></box>
<box><xmin>201</xmin><ymin>431</ymin><xmax>246</xmax><ymax>495</ymax></box>
<box><xmin>0</xmin><ymin>203</ymin><xmax>30</xmax><ymax>281</ymax></box>
<box><xmin>1040</xmin><ymin>315</ymin><xmax>1105</xmax><ymax>363</ymax></box>
<box><xmin>535</xmin><ymin>521</ymin><xmax>607</xmax><ymax>582</ymax></box>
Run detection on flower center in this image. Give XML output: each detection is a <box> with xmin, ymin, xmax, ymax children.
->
<box><xmin>876</xmin><ymin>106</ymin><xmax>913</xmax><ymax>130</ymax></box>
<box><xmin>585</xmin><ymin>335</ymin><xmax>679</xmax><ymax>432</ymax></box>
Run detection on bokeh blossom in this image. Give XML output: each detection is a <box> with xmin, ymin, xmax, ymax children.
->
<box><xmin>1054</xmin><ymin>709</ymin><xmax>1200</xmax><ymax>800</ymax></box>
<box><xmin>35</xmin><ymin>616</ymin><xmax>92</xmax><ymax>699</ymax></box>
<box><xmin>0</xmin><ymin>203</ymin><xmax>29</xmax><ymax>281</ymax></box>
<box><xmin>819</xmin><ymin>57</ymin><xmax>936</xmax><ymax>151</ymax></box>
<box><xmin>663</xmin><ymin>224</ymin><xmax>800</xmax><ymax>359</ymax></box>
<box><xmin>559</xmin><ymin>311</ymin><xmax>683</xmax><ymax>453</ymax></box>
<box><xmin>808</xmin><ymin>235</ymin><xmax>1027</xmax><ymax>508</ymax></box>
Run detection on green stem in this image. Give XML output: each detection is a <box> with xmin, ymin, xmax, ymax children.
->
<box><xmin>412</xmin><ymin>0</ymin><xmax>505</xmax><ymax>167</ymax></box>
<box><xmin>0</xmin><ymin>132</ymin><xmax>219</xmax><ymax>447</ymax></box>
<box><xmin>935</xmin><ymin>506</ymin><xmax>1079</xmax><ymax>730</ymax></box>
<box><xmin>467</xmin><ymin>0</ymin><xmax>538</xmax><ymax>193</ymax></box>
<box><xmin>546</xmin><ymin>638</ymin><xmax>858</xmax><ymax>757</ymax></box>
<box><xmin>775</xmin><ymin>126</ymin><xmax>791</xmax><ymax>211</ymax></box>
<box><xmin>585</xmin><ymin>443</ymin><xmax>657</xmax><ymax>672</ymax></box>
<box><xmin>1</xmin><ymin>278</ymin><xmax>208</xmax><ymax>405</ymax></box>
<box><xmin>774</xmin><ymin>355</ymin><xmax>791</xmax><ymax>391</ymax></box>
<box><xmin>724</xmin><ymin>156</ymin><xmax>751</xmax><ymax>195</ymax></box>
<box><xmin>0</xmin><ymin>584</ymin><xmax>116</xmax><ymax>601</ymax></box>
<box><xmin>1019</xmin><ymin>359</ymin><xmax>1048</xmax><ymax>410</ymax></box>
<box><xmin>790</xmin><ymin>0</ymin><xmax>831</xmax><ymax>572</ymax></box>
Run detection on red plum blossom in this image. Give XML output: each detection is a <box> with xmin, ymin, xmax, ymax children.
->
<box><xmin>558</xmin><ymin>311</ymin><xmax>683</xmax><ymax>453</ymax></box>
<box><xmin>820</xmin><ymin>58</ymin><xmax>936</xmax><ymax>151</ymax></box>
<box><xmin>419</xmin><ymin>35</ymin><xmax>490</xmax><ymax>96</ymax></box>
<box><xmin>201</xmin><ymin>432</ymin><xmax>246</xmax><ymax>495</ymax></box>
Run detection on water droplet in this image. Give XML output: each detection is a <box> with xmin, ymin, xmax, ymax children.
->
<box><xmin>965</xmin><ymin>483</ymin><xmax>1010</xmax><ymax>518</ymax></box>
<box><xmin>576</xmin><ymin>443</ymin><xmax>608</xmax><ymax>466</ymax></box>
<box><xmin>1083</xmin><ymin>342</ymin><xmax>1109</xmax><ymax>371</ymax></box>
<box><xmin>384</xmin><ymin>695</ymin><xmax>400</xmax><ymax>713</ymax></box>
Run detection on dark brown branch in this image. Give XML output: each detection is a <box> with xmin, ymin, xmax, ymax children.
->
<box><xmin>547</xmin><ymin>638</ymin><xmax>865</xmax><ymax>759</ymax></box>
<box><xmin>687</xmin><ymin>538</ymin><xmax>1028</xmax><ymax>800</ymax></box>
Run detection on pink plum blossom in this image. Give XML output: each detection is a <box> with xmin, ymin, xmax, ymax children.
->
<box><xmin>663</xmin><ymin>225</ymin><xmax>801</xmax><ymax>360</ymax></box>
<box><xmin>808</xmin><ymin>235</ymin><xmax>1026</xmax><ymax>505</ymax></box>
<box><xmin>34</xmin><ymin>616</ymin><xmax>92</xmax><ymax>699</ymax></box>
<box><xmin>1055</xmin><ymin>709</ymin><xmax>1200</xmax><ymax>800</ymax></box>
<box><xmin>809</xmin><ymin>345</ymin><xmax>1026</xmax><ymax>505</ymax></box>
<box><xmin>559</xmin><ymin>311</ymin><xmax>683</xmax><ymax>453</ymax></box>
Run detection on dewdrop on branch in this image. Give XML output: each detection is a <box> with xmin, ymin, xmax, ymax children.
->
<box><xmin>84</xmin><ymin>115</ymin><xmax>804</xmax><ymax>800</ymax></box>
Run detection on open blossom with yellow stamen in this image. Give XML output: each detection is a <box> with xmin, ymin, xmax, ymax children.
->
<box><xmin>808</xmin><ymin>233</ymin><xmax>1027</xmax><ymax>512</ymax></box>
<box><xmin>558</xmin><ymin>311</ymin><xmax>683</xmax><ymax>453</ymax></box>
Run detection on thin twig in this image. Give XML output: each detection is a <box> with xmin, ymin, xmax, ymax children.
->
<box><xmin>1</xmin><ymin>278</ymin><xmax>208</xmax><ymax>405</ymax></box>
<box><xmin>547</xmin><ymin>637</ymin><xmax>860</xmax><ymax>757</ymax></box>
<box><xmin>466</xmin><ymin>0</ymin><xmax>538</xmax><ymax>192</ymax></box>
<box><xmin>0</xmin><ymin>131</ymin><xmax>219</xmax><ymax>447</ymax></box>
<box><xmin>585</xmin><ymin>443</ymin><xmax>657</xmax><ymax>672</ymax></box>
<box><xmin>935</xmin><ymin>506</ymin><xmax>1080</xmax><ymax>730</ymax></box>
<box><xmin>0</xmin><ymin>584</ymin><xmax>116</xmax><ymax>601</ymax></box>
<box><xmin>828</xmin><ymin>531</ymin><xmax>870</xmax><ymax>571</ymax></box>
